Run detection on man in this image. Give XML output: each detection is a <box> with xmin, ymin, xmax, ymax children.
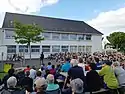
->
<box><xmin>21</xmin><ymin>71</ymin><xmax>33</xmax><ymax>92</ymax></box>
<box><xmin>61</xmin><ymin>58</ymin><xmax>71</xmax><ymax>72</ymax></box>
<box><xmin>34</xmin><ymin>77</ymin><xmax>47</xmax><ymax>94</ymax></box>
<box><xmin>68</xmin><ymin>60</ymin><xmax>85</xmax><ymax>81</ymax></box>
<box><xmin>40</xmin><ymin>52</ymin><xmax>44</xmax><ymax>65</ymax></box>
<box><xmin>86</xmin><ymin>63</ymin><xmax>102</xmax><ymax>92</ymax></box>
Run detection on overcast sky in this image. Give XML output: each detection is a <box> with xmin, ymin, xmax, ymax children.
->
<box><xmin>0</xmin><ymin>0</ymin><xmax>125</xmax><ymax>36</ymax></box>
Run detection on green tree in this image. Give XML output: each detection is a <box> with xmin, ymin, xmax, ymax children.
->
<box><xmin>14</xmin><ymin>21</ymin><xmax>44</xmax><ymax>60</ymax></box>
<box><xmin>107</xmin><ymin>32</ymin><xmax>125</xmax><ymax>53</ymax></box>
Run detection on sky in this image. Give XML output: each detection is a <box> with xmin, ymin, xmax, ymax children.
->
<box><xmin>0</xmin><ymin>0</ymin><xmax>125</xmax><ymax>36</ymax></box>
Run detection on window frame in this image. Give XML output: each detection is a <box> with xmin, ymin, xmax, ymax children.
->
<box><xmin>7</xmin><ymin>45</ymin><xmax>16</xmax><ymax>53</ymax></box>
<box><xmin>70</xmin><ymin>34</ymin><xmax>77</xmax><ymax>40</ymax></box>
<box><xmin>61</xmin><ymin>33</ymin><xmax>69</xmax><ymax>40</ymax></box>
<box><xmin>42</xmin><ymin>32</ymin><xmax>51</xmax><ymax>40</ymax></box>
<box><xmin>78</xmin><ymin>46</ymin><xmax>85</xmax><ymax>52</ymax></box>
<box><xmin>61</xmin><ymin>46</ymin><xmax>69</xmax><ymax>52</ymax></box>
<box><xmin>52</xmin><ymin>33</ymin><xmax>60</xmax><ymax>40</ymax></box>
<box><xmin>31</xmin><ymin>45</ymin><xmax>40</xmax><ymax>53</ymax></box>
<box><xmin>78</xmin><ymin>34</ymin><xmax>85</xmax><ymax>41</ymax></box>
<box><xmin>52</xmin><ymin>45</ymin><xmax>60</xmax><ymax>52</ymax></box>
<box><xmin>86</xmin><ymin>46</ymin><xmax>92</xmax><ymax>53</ymax></box>
<box><xmin>19</xmin><ymin>45</ymin><xmax>28</xmax><ymax>53</ymax></box>
<box><xmin>86</xmin><ymin>34</ymin><xmax>92</xmax><ymax>40</ymax></box>
<box><xmin>70</xmin><ymin>46</ymin><xmax>77</xmax><ymax>52</ymax></box>
<box><xmin>5</xmin><ymin>30</ymin><xmax>15</xmax><ymax>39</ymax></box>
<box><xmin>42</xmin><ymin>46</ymin><xmax>50</xmax><ymax>52</ymax></box>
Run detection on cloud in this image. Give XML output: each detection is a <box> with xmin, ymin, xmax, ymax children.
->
<box><xmin>87</xmin><ymin>7</ymin><xmax>125</xmax><ymax>36</ymax></box>
<box><xmin>0</xmin><ymin>0</ymin><xmax>59</xmax><ymax>27</ymax></box>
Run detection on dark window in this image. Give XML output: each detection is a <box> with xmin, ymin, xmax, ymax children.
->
<box><xmin>86</xmin><ymin>35</ymin><xmax>92</xmax><ymax>40</ymax></box>
<box><xmin>7</xmin><ymin>45</ymin><xmax>16</xmax><ymax>53</ymax></box>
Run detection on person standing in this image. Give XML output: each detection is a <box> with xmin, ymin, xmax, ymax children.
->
<box><xmin>29</xmin><ymin>66</ymin><xmax>37</xmax><ymax>79</ymax></box>
<box><xmin>40</xmin><ymin>52</ymin><xmax>44</xmax><ymax>65</ymax></box>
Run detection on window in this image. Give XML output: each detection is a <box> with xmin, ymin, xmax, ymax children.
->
<box><xmin>86</xmin><ymin>35</ymin><xmax>91</xmax><ymax>40</ymax></box>
<box><xmin>86</xmin><ymin>46</ymin><xmax>92</xmax><ymax>53</ymax></box>
<box><xmin>42</xmin><ymin>32</ymin><xmax>51</xmax><ymax>40</ymax></box>
<box><xmin>52</xmin><ymin>33</ymin><xmax>60</xmax><ymax>40</ymax></box>
<box><xmin>42</xmin><ymin>46</ymin><xmax>50</xmax><ymax>52</ymax></box>
<box><xmin>7</xmin><ymin>45</ymin><xmax>16</xmax><ymax>53</ymax></box>
<box><xmin>19</xmin><ymin>45</ymin><xmax>28</xmax><ymax>53</ymax></box>
<box><xmin>70</xmin><ymin>46</ymin><xmax>77</xmax><ymax>52</ymax></box>
<box><xmin>61</xmin><ymin>46</ymin><xmax>69</xmax><ymax>52</ymax></box>
<box><xmin>70</xmin><ymin>34</ymin><xmax>77</xmax><ymax>40</ymax></box>
<box><xmin>52</xmin><ymin>45</ymin><xmax>60</xmax><ymax>52</ymax></box>
<box><xmin>5</xmin><ymin>30</ymin><xmax>14</xmax><ymax>39</ymax></box>
<box><xmin>78</xmin><ymin>46</ymin><xmax>85</xmax><ymax>52</ymax></box>
<box><xmin>61</xmin><ymin>34</ymin><xmax>69</xmax><ymax>40</ymax></box>
<box><xmin>78</xmin><ymin>34</ymin><xmax>84</xmax><ymax>40</ymax></box>
<box><xmin>31</xmin><ymin>46</ymin><xmax>40</xmax><ymax>53</ymax></box>
<box><xmin>8</xmin><ymin>20</ymin><xmax>13</xmax><ymax>27</ymax></box>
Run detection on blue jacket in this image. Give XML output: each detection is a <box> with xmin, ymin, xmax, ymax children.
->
<box><xmin>61</xmin><ymin>62</ymin><xmax>71</xmax><ymax>72</ymax></box>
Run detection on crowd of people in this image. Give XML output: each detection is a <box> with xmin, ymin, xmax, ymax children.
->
<box><xmin>0</xmin><ymin>52</ymin><xmax>125</xmax><ymax>94</ymax></box>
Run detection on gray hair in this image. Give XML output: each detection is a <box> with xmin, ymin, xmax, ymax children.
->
<box><xmin>46</xmin><ymin>74</ymin><xmax>54</xmax><ymax>84</ymax></box>
<box><xmin>7</xmin><ymin>76</ymin><xmax>17</xmax><ymax>88</ymax></box>
<box><xmin>70</xmin><ymin>78</ymin><xmax>84</xmax><ymax>93</ymax></box>
<box><xmin>113</xmin><ymin>61</ymin><xmax>120</xmax><ymax>67</ymax></box>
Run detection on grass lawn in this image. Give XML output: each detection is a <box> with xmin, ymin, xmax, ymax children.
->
<box><xmin>0</xmin><ymin>72</ymin><xmax>7</xmax><ymax>79</ymax></box>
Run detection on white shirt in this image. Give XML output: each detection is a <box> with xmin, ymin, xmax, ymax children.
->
<box><xmin>78</xmin><ymin>63</ymin><xmax>85</xmax><ymax>71</ymax></box>
<box><xmin>29</xmin><ymin>69</ymin><xmax>37</xmax><ymax>79</ymax></box>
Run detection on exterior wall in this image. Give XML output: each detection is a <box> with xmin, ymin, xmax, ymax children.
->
<box><xmin>0</xmin><ymin>29</ymin><xmax>102</xmax><ymax>59</ymax></box>
<box><xmin>0</xmin><ymin>29</ymin><xmax>7</xmax><ymax>60</ymax></box>
<box><xmin>92</xmin><ymin>35</ymin><xmax>102</xmax><ymax>53</ymax></box>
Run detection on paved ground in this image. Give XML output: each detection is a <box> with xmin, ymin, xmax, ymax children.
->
<box><xmin>3</xmin><ymin>58</ymin><xmax>57</xmax><ymax>68</ymax></box>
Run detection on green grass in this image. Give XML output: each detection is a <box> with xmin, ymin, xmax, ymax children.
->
<box><xmin>0</xmin><ymin>72</ymin><xmax>7</xmax><ymax>79</ymax></box>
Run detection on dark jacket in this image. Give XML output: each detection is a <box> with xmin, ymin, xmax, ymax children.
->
<box><xmin>21</xmin><ymin>77</ymin><xmax>33</xmax><ymax>92</ymax></box>
<box><xmin>40</xmin><ymin>54</ymin><xmax>44</xmax><ymax>60</ymax></box>
<box><xmin>1</xmin><ymin>88</ymin><xmax>25</xmax><ymax>94</ymax></box>
<box><xmin>68</xmin><ymin>66</ymin><xmax>85</xmax><ymax>81</ymax></box>
<box><xmin>86</xmin><ymin>70</ymin><xmax>102</xmax><ymax>91</ymax></box>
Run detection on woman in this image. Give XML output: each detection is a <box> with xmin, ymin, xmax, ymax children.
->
<box><xmin>99</xmin><ymin>60</ymin><xmax>118</xmax><ymax>94</ymax></box>
<box><xmin>1</xmin><ymin>76</ymin><xmax>25</xmax><ymax>94</ymax></box>
<box><xmin>46</xmin><ymin>74</ymin><xmax>60</xmax><ymax>94</ymax></box>
<box><xmin>113</xmin><ymin>61</ymin><xmax>125</xmax><ymax>94</ymax></box>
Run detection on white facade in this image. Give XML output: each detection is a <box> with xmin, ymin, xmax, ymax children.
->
<box><xmin>0</xmin><ymin>28</ymin><xmax>102</xmax><ymax>59</ymax></box>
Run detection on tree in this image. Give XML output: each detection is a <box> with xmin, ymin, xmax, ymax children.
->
<box><xmin>107</xmin><ymin>32</ymin><xmax>125</xmax><ymax>53</ymax></box>
<box><xmin>14</xmin><ymin>21</ymin><xmax>44</xmax><ymax>60</ymax></box>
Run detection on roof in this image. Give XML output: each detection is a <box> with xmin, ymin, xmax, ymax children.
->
<box><xmin>2</xmin><ymin>12</ymin><xmax>103</xmax><ymax>35</ymax></box>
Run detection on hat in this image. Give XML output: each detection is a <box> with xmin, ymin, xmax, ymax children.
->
<box><xmin>35</xmin><ymin>78</ymin><xmax>47</xmax><ymax>88</ymax></box>
<box><xmin>7</xmin><ymin>76</ymin><xmax>17</xmax><ymax>88</ymax></box>
<box><xmin>70</xmin><ymin>78</ymin><xmax>84</xmax><ymax>93</ymax></box>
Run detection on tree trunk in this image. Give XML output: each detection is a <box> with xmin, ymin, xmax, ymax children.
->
<box><xmin>28</xmin><ymin>43</ymin><xmax>31</xmax><ymax>60</ymax></box>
